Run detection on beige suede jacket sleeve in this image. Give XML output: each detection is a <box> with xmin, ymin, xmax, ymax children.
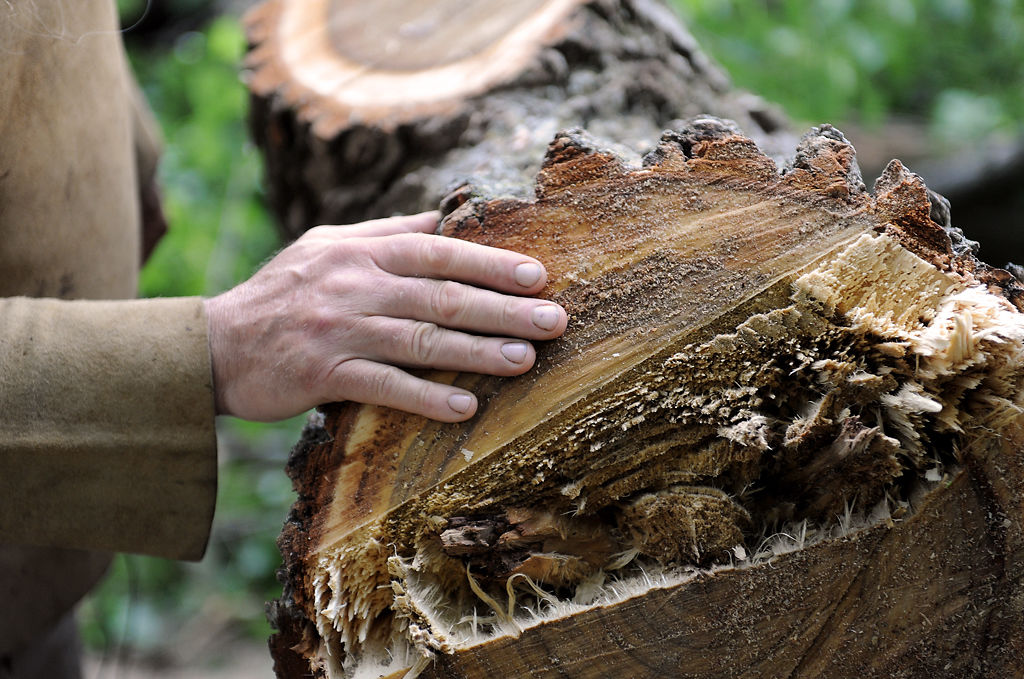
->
<box><xmin>0</xmin><ymin>298</ymin><xmax>218</xmax><ymax>560</ymax></box>
<box><xmin>0</xmin><ymin>2</ymin><xmax>218</xmax><ymax>561</ymax></box>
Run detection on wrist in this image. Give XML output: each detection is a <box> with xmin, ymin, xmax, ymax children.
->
<box><xmin>203</xmin><ymin>294</ymin><xmax>233</xmax><ymax>416</ymax></box>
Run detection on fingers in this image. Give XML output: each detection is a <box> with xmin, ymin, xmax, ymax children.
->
<box><xmin>208</xmin><ymin>211</ymin><xmax>568</xmax><ymax>424</ymax></box>
<box><xmin>317</xmin><ymin>211</ymin><xmax>440</xmax><ymax>239</ymax></box>
<box><xmin>326</xmin><ymin>358</ymin><xmax>479</xmax><ymax>422</ymax></box>
<box><xmin>353</xmin><ymin>316</ymin><xmax>538</xmax><ymax>375</ymax></box>
<box><xmin>381</xmin><ymin>277</ymin><xmax>567</xmax><ymax>340</ymax></box>
<box><xmin>371</xmin><ymin>232</ymin><xmax>550</xmax><ymax>295</ymax></box>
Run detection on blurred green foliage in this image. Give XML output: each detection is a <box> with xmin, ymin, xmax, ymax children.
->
<box><xmin>81</xmin><ymin>0</ymin><xmax>1024</xmax><ymax>659</ymax></box>
<box><xmin>673</xmin><ymin>0</ymin><xmax>1024</xmax><ymax>141</ymax></box>
<box><xmin>79</xmin><ymin>419</ymin><xmax>302</xmax><ymax>654</ymax></box>
<box><xmin>134</xmin><ymin>17</ymin><xmax>279</xmax><ymax>298</ymax></box>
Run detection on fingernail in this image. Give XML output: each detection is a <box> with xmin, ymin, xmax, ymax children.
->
<box><xmin>501</xmin><ymin>342</ymin><xmax>529</xmax><ymax>364</ymax></box>
<box><xmin>514</xmin><ymin>262</ymin><xmax>543</xmax><ymax>288</ymax></box>
<box><xmin>448</xmin><ymin>393</ymin><xmax>474</xmax><ymax>414</ymax></box>
<box><xmin>532</xmin><ymin>305</ymin><xmax>561</xmax><ymax>331</ymax></box>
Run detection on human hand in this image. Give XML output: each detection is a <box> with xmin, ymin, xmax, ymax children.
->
<box><xmin>203</xmin><ymin>211</ymin><xmax>567</xmax><ymax>422</ymax></box>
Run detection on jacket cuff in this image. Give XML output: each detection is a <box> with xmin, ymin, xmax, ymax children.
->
<box><xmin>0</xmin><ymin>297</ymin><xmax>217</xmax><ymax>560</ymax></box>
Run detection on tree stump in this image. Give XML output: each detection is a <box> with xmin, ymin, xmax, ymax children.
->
<box><xmin>245</xmin><ymin>2</ymin><xmax>1024</xmax><ymax>678</ymax></box>
<box><xmin>244</xmin><ymin>0</ymin><xmax>790</xmax><ymax>239</ymax></box>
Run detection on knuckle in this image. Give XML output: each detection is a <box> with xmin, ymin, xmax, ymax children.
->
<box><xmin>408</xmin><ymin>321</ymin><xmax>442</xmax><ymax>364</ymax></box>
<box><xmin>500</xmin><ymin>297</ymin><xmax>521</xmax><ymax>329</ymax></box>
<box><xmin>325</xmin><ymin>269</ymin><xmax>363</xmax><ymax>296</ymax></box>
<box><xmin>430</xmin><ymin>281</ymin><xmax>465</xmax><ymax>324</ymax></box>
<box><xmin>308</xmin><ymin>226</ymin><xmax>354</xmax><ymax>259</ymax></box>
<box><xmin>300</xmin><ymin>225</ymin><xmax>327</xmax><ymax>242</ymax></box>
<box><xmin>317</xmin><ymin>358</ymin><xmax>351</xmax><ymax>397</ymax></box>
<box><xmin>419</xmin><ymin>234</ymin><xmax>453</xmax><ymax>273</ymax></box>
<box><xmin>472</xmin><ymin>339</ymin><xmax>504</xmax><ymax>374</ymax></box>
<box><xmin>369</xmin><ymin>364</ymin><xmax>402</xmax><ymax>403</ymax></box>
<box><xmin>413</xmin><ymin>381</ymin><xmax>436</xmax><ymax>412</ymax></box>
<box><xmin>328</xmin><ymin>238</ymin><xmax>365</xmax><ymax>266</ymax></box>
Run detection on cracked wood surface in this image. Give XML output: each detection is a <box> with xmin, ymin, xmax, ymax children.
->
<box><xmin>267</xmin><ymin>118</ymin><xmax>1024</xmax><ymax>678</ymax></box>
<box><xmin>248</xmin><ymin>3</ymin><xmax>1024</xmax><ymax>676</ymax></box>
<box><xmin>433</xmin><ymin>459</ymin><xmax>1023</xmax><ymax>678</ymax></box>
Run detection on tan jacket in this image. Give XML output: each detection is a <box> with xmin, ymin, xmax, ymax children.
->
<box><xmin>0</xmin><ymin>1</ymin><xmax>218</xmax><ymax>653</ymax></box>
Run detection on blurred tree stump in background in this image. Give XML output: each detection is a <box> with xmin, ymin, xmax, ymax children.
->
<box><xmin>244</xmin><ymin>2</ymin><xmax>1024</xmax><ymax>677</ymax></box>
<box><xmin>243</xmin><ymin>0</ymin><xmax>791</xmax><ymax>240</ymax></box>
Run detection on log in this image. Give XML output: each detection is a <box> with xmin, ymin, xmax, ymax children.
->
<box><xmin>245</xmin><ymin>2</ymin><xmax>1024</xmax><ymax>677</ymax></box>
<box><xmin>243</xmin><ymin>0</ymin><xmax>792</xmax><ymax>239</ymax></box>
<box><xmin>265</xmin><ymin>122</ymin><xmax>1024</xmax><ymax>678</ymax></box>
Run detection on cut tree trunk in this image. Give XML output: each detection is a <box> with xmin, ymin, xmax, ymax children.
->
<box><xmin>266</xmin><ymin>123</ymin><xmax>1024</xmax><ymax>679</ymax></box>
<box><xmin>244</xmin><ymin>0</ymin><xmax>791</xmax><ymax>240</ymax></box>
<box><xmin>244</xmin><ymin>2</ymin><xmax>1024</xmax><ymax>678</ymax></box>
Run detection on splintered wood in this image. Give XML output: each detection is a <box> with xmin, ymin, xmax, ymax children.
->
<box><xmin>270</xmin><ymin>121</ymin><xmax>1024</xmax><ymax>678</ymax></box>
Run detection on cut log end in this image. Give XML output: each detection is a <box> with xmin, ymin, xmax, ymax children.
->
<box><xmin>268</xmin><ymin>120</ymin><xmax>1024</xmax><ymax>679</ymax></box>
<box><xmin>244</xmin><ymin>0</ymin><xmax>587</xmax><ymax>138</ymax></box>
<box><xmin>245</xmin><ymin>0</ymin><xmax>795</xmax><ymax>240</ymax></box>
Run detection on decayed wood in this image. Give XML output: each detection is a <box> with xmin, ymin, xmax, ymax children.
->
<box><xmin>267</xmin><ymin>119</ymin><xmax>1024</xmax><ymax>678</ymax></box>
<box><xmin>243</xmin><ymin>0</ymin><xmax>792</xmax><ymax>240</ymax></box>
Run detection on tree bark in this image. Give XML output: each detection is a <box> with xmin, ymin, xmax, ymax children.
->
<box><xmin>244</xmin><ymin>0</ymin><xmax>791</xmax><ymax>240</ymax></box>
<box><xmin>245</xmin><ymin>2</ymin><xmax>1024</xmax><ymax>678</ymax></box>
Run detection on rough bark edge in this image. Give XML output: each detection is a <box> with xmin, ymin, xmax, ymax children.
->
<box><xmin>269</xmin><ymin>409</ymin><xmax>341</xmax><ymax>678</ymax></box>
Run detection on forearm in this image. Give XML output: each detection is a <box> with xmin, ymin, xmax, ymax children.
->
<box><xmin>0</xmin><ymin>296</ymin><xmax>217</xmax><ymax>560</ymax></box>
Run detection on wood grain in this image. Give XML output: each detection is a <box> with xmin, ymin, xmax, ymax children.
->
<box><xmin>268</xmin><ymin>119</ymin><xmax>1024</xmax><ymax>678</ymax></box>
